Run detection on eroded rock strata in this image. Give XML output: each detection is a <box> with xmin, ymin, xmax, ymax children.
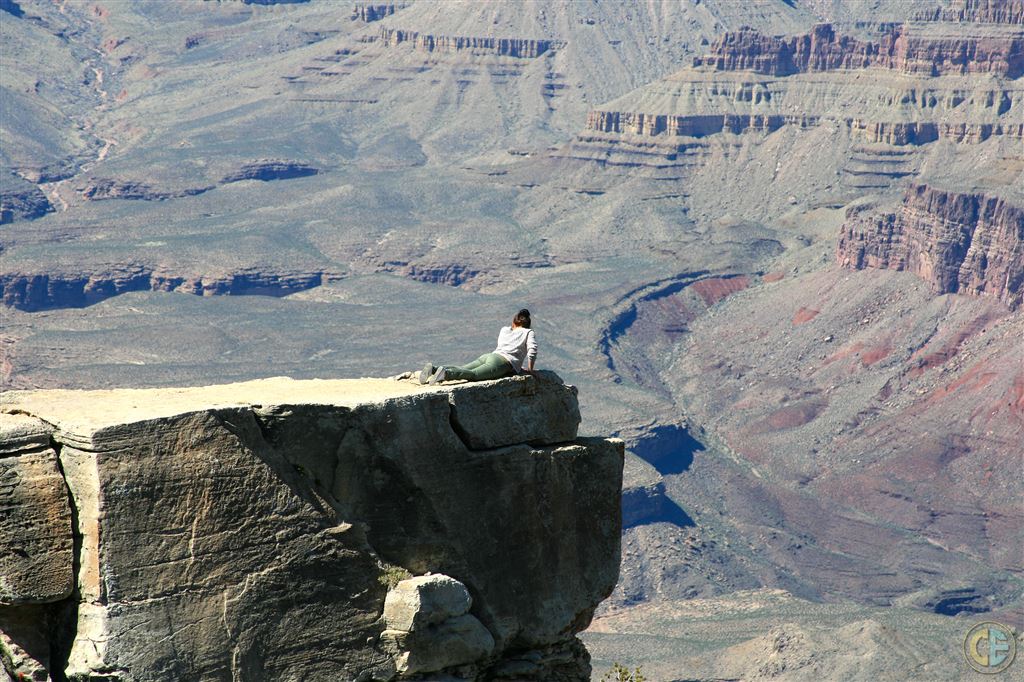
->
<box><xmin>0</xmin><ymin>374</ymin><xmax>623</xmax><ymax>681</ymax></box>
<box><xmin>572</xmin><ymin>21</ymin><xmax>1024</xmax><ymax>175</ymax></box>
<box><xmin>838</xmin><ymin>184</ymin><xmax>1024</xmax><ymax>308</ymax></box>
<box><xmin>379</xmin><ymin>28</ymin><xmax>562</xmax><ymax>58</ymax></box>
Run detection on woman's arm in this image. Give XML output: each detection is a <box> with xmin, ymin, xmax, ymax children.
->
<box><xmin>525</xmin><ymin>329</ymin><xmax>538</xmax><ymax>372</ymax></box>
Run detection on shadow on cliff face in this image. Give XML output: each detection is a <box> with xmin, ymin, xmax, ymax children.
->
<box><xmin>631</xmin><ymin>423</ymin><xmax>704</xmax><ymax>476</ymax></box>
<box><xmin>622</xmin><ymin>423</ymin><xmax>705</xmax><ymax>528</ymax></box>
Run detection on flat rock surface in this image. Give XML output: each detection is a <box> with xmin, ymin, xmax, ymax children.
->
<box><xmin>1</xmin><ymin>377</ymin><xmax>430</xmax><ymax>431</ymax></box>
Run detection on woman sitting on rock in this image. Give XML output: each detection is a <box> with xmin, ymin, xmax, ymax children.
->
<box><xmin>420</xmin><ymin>309</ymin><xmax>537</xmax><ymax>384</ymax></box>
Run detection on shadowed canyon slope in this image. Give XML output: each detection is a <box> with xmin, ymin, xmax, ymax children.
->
<box><xmin>1</xmin><ymin>0</ymin><xmax>1023</xmax><ymax>679</ymax></box>
<box><xmin>0</xmin><ymin>375</ymin><xmax>624</xmax><ymax>681</ymax></box>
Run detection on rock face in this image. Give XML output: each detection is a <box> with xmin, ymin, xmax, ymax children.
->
<box><xmin>220</xmin><ymin>159</ymin><xmax>320</xmax><ymax>183</ymax></box>
<box><xmin>693</xmin><ymin>23</ymin><xmax>1024</xmax><ymax>77</ymax></box>
<box><xmin>353</xmin><ymin>3</ymin><xmax>402</xmax><ymax>23</ymax></box>
<box><xmin>0</xmin><ymin>415</ymin><xmax>73</xmax><ymax>605</ymax></box>
<box><xmin>0</xmin><ymin>375</ymin><xmax>623</xmax><ymax>681</ymax></box>
<box><xmin>838</xmin><ymin>184</ymin><xmax>1024</xmax><ymax>308</ymax></box>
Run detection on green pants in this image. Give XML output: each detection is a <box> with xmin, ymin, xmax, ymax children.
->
<box><xmin>442</xmin><ymin>353</ymin><xmax>515</xmax><ymax>381</ymax></box>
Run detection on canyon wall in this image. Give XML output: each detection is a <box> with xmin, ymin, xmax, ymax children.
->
<box><xmin>837</xmin><ymin>183</ymin><xmax>1024</xmax><ymax>308</ymax></box>
<box><xmin>693</xmin><ymin>23</ymin><xmax>1024</xmax><ymax>78</ymax></box>
<box><xmin>0</xmin><ymin>375</ymin><xmax>623</xmax><ymax>681</ymax></box>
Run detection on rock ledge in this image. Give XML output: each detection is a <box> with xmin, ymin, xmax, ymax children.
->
<box><xmin>0</xmin><ymin>374</ymin><xmax>623</xmax><ymax>681</ymax></box>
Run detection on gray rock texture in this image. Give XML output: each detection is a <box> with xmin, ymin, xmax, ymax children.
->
<box><xmin>0</xmin><ymin>375</ymin><xmax>622</xmax><ymax>681</ymax></box>
<box><xmin>0</xmin><ymin>415</ymin><xmax>73</xmax><ymax>606</ymax></box>
<box><xmin>381</xmin><ymin>575</ymin><xmax>495</xmax><ymax>675</ymax></box>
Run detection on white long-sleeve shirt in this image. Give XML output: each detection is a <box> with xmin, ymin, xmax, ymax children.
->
<box><xmin>493</xmin><ymin>325</ymin><xmax>537</xmax><ymax>372</ymax></box>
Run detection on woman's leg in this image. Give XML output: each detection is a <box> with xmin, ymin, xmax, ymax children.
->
<box><xmin>456</xmin><ymin>354</ymin><xmax>489</xmax><ymax>372</ymax></box>
<box><xmin>443</xmin><ymin>353</ymin><xmax>513</xmax><ymax>381</ymax></box>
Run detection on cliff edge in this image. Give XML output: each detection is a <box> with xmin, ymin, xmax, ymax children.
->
<box><xmin>0</xmin><ymin>374</ymin><xmax>624</xmax><ymax>681</ymax></box>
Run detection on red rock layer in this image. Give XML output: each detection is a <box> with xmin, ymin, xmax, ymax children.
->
<box><xmin>838</xmin><ymin>184</ymin><xmax>1024</xmax><ymax>308</ymax></box>
<box><xmin>378</xmin><ymin>28</ymin><xmax>561</xmax><ymax>58</ymax></box>
<box><xmin>693</xmin><ymin>23</ymin><xmax>1024</xmax><ymax>78</ymax></box>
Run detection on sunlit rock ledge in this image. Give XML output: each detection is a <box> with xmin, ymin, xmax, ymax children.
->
<box><xmin>0</xmin><ymin>373</ymin><xmax>624</xmax><ymax>682</ymax></box>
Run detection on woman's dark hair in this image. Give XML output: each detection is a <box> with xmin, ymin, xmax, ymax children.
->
<box><xmin>513</xmin><ymin>308</ymin><xmax>531</xmax><ymax>329</ymax></box>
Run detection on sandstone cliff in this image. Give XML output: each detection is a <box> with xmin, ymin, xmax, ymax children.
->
<box><xmin>837</xmin><ymin>184</ymin><xmax>1024</xmax><ymax>308</ymax></box>
<box><xmin>0</xmin><ymin>375</ymin><xmax>623</xmax><ymax>681</ymax></box>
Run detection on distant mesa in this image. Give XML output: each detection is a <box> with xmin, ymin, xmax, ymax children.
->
<box><xmin>379</xmin><ymin>27</ymin><xmax>564</xmax><ymax>58</ymax></box>
<box><xmin>838</xmin><ymin>183</ymin><xmax>1024</xmax><ymax>309</ymax></box>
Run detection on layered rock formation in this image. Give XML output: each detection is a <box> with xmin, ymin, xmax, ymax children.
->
<box><xmin>0</xmin><ymin>268</ymin><xmax>334</xmax><ymax>311</ymax></box>
<box><xmin>582</xmin><ymin>22</ymin><xmax>1024</xmax><ymax>145</ymax></box>
<box><xmin>0</xmin><ymin>374</ymin><xmax>623</xmax><ymax>681</ymax></box>
<box><xmin>838</xmin><ymin>184</ymin><xmax>1024</xmax><ymax>308</ymax></box>
<box><xmin>919</xmin><ymin>0</ymin><xmax>1024</xmax><ymax>24</ymax></box>
<box><xmin>693</xmin><ymin>23</ymin><xmax>1024</xmax><ymax>78</ymax></box>
<box><xmin>379</xmin><ymin>28</ymin><xmax>562</xmax><ymax>58</ymax></box>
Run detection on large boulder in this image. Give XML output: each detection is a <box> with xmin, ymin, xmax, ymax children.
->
<box><xmin>381</xmin><ymin>575</ymin><xmax>495</xmax><ymax>674</ymax></box>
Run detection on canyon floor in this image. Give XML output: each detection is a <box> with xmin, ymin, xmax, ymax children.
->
<box><xmin>2</xmin><ymin>0</ymin><xmax>1022</xmax><ymax>680</ymax></box>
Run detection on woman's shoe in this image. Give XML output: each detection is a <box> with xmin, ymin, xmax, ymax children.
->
<box><xmin>418</xmin><ymin>363</ymin><xmax>435</xmax><ymax>385</ymax></box>
<box><xmin>428</xmin><ymin>367</ymin><xmax>447</xmax><ymax>385</ymax></box>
